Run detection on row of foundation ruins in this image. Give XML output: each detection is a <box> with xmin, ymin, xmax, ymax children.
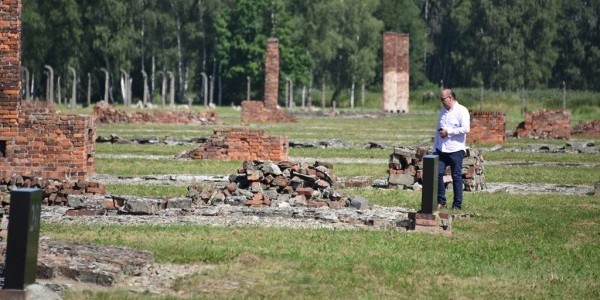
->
<box><xmin>0</xmin><ymin>0</ymin><xmax>599</xmax><ymax>230</ymax></box>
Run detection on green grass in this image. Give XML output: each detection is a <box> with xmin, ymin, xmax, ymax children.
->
<box><xmin>95</xmin><ymin>158</ymin><xmax>242</xmax><ymax>176</ymax></box>
<box><xmin>42</xmin><ymin>93</ymin><xmax>600</xmax><ymax>299</ymax></box>
<box><xmin>96</xmin><ymin>143</ymin><xmax>196</xmax><ymax>156</ymax></box>
<box><xmin>483</xmin><ymin>152</ymin><xmax>600</xmax><ymax>163</ymax></box>
<box><xmin>45</xmin><ymin>191</ymin><xmax>600</xmax><ymax>299</ymax></box>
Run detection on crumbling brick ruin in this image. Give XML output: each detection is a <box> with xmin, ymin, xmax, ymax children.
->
<box><xmin>514</xmin><ymin>109</ymin><xmax>571</xmax><ymax>139</ymax></box>
<box><xmin>241</xmin><ymin>38</ymin><xmax>295</xmax><ymax>123</ymax></box>
<box><xmin>468</xmin><ymin>111</ymin><xmax>506</xmax><ymax>144</ymax></box>
<box><xmin>382</xmin><ymin>32</ymin><xmax>410</xmax><ymax>113</ymax></box>
<box><xmin>192</xmin><ymin>128</ymin><xmax>289</xmax><ymax>161</ymax></box>
<box><xmin>572</xmin><ymin>120</ymin><xmax>600</xmax><ymax>137</ymax></box>
<box><xmin>0</xmin><ymin>0</ymin><xmax>95</xmax><ymax>181</ymax></box>
<box><xmin>388</xmin><ymin>147</ymin><xmax>485</xmax><ymax>191</ymax></box>
<box><xmin>93</xmin><ymin>101</ymin><xmax>218</xmax><ymax>124</ymax></box>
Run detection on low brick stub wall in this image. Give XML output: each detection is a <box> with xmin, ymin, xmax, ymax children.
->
<box><xmin>572</xmin><ymin>120</ymin><xmax>600</xmax><ymax>137</ymax></box>
<box><xmin>0</xmin><ymin>112</ymin><xmax>96</xmax><ymax>180</ymax></box>
<box><xmin>515</xmin><ymin>109</ymin><xmax>571</xmax><ymax>139</ymax></box>
<box><xmin>194</xmin><ymin>128</ymin><xmax>289</xmax><ymax>161</ymax></box>
<box><xmin>93</xmin><ymin>101</ymin><xmax>218</xmax><ymax>124</ymax></box>
<box><xmin>468</xmin><ymin>111</ymin><xmax>506</xmax><ymax>144</ymax></box>
<box><xmin>241</xmin><ymin>100</ymin><xmax>296</xmax><ymax>123</ymax></box>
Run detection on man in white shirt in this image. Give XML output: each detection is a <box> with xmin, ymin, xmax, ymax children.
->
<box><xmin>434</xmin><ymin>88</ymin><xmax>470</xmax><ymax>210</ymax></box>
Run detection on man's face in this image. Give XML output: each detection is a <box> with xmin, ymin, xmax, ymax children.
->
<box><xmin>440</xmin><ymin>91</ymin><xmax>453</xmax><ymax>110</ymax></box>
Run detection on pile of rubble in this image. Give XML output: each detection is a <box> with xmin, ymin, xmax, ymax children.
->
<box><xmin>387</xmin><ymin>146</ymin><xmax>485</xmax><ymax>191</ymax></box>
<box><xmin>188</xmin><ymin>160</ymin><xmax>356</xmax><ymax>209</ymax></box>
<box><xmin>93</xmin><ymin>101</ymin><xmax>218</xmax><ymax>125</ymax></box>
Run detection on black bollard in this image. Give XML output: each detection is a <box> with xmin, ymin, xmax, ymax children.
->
<box><xmin>3</xmin><ymin>188</ymin><xmax>42</xmax><ymax>290</ymax></box>
<box><xmin>421</xmin><ymin>155</ymin><xmax>439</xmax><ymax>214</ymax></box>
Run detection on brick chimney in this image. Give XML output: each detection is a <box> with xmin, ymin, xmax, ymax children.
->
<box><xmin>264</xmin><ymin>38</ymin><xmax>280</xmax><ymax>109</ymax></box>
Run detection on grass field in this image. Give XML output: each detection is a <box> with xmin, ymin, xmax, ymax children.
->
<box><xmin>43</xmin><ymin>100</ymin><xmax>600</xmax><ymax>299</ymax></box>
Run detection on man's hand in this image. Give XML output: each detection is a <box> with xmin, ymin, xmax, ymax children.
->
<box><xmin>439</xmin><ymin>128</ymin><xmax>448</xmax><ymax>138</ymax></box>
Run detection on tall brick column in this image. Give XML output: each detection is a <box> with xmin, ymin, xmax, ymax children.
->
<box><xmin>0</xmin><ymin>0</ymin><xmax>22</xmax><ymax>137</ymax></box>
<box><xmin>264</xmin><ymin>38</ymin><xmax>279</xmax><ymax>109</ymax></box>
<box><xmin>0</xmin><ymin>0</ymin><xmax>96</xmax><ymax>181</ymax></box>
<box><xmin>383</xmin><ymin>32</ymin><xmax>409</xmax><ymax>113</ymax></box>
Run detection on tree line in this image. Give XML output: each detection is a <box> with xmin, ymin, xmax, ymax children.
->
<box><xmin>21</xmin><ymin>0</ymin><xmax>600</xmax><ymax>106</ymax></box>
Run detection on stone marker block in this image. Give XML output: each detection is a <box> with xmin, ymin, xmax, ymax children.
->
<box><xmin>349</xmin><ymin>196</ymin><xmax>369</xmax><ymax>210</ymax></box>
<box><xmin>421</xmin><ymin>155</ymin><xmax>439</xmax><ymax>214</ymax></box>
<box><xmin>388</xmin><ymin>173</ymin><xmax>414</xmax><ymax>186</ymax></box>
<box><xmin>3</xmin><ymin>188</ymin><xmax>42</xmax><ymax>290</ymax></box>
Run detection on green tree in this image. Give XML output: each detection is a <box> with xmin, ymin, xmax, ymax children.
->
<box><xmin>376</xmin><ymin>0</ymin><xmax>430</xmax><ymax>88</ymax></box>
<box><xmin>302</xmin><ymin>0</ymin><xmax>383</xmax><ymax>102</ymax></box>
<box><xmin>553</xmin><ymin>0</ymin><xmax>600</xmax><ymax>91</ymax></box>
<box><xmin>22</xmin><ymin>0</ymin><xmax>82</xmax><ymax>98</ymax></box>
<box><xmin>215</xmin><ymin>0</ymin><xmax>307</xmax><ymax>104</ymax></box>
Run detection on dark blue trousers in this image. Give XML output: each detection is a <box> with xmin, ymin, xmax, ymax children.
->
<box><xmin>435</xmin><ymin>149</ymin><xmax>465</xmax><ymax>209</ymax></box>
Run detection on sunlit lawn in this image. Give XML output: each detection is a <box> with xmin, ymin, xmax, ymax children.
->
<box><xmin>42</xmin><ymin>104</ymin><xmax>600</xmax><ymax>299</ymax></box>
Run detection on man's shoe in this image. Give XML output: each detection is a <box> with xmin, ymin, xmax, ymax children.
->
<box><xmin>452</xmin><ymin>206</ymin><xmax>461</xmax><ymax>211</ymax></box>
<box><xmin>437</xmin><ymin>204</ymin><xmax>447</xmax><ymax>209</ymax></box>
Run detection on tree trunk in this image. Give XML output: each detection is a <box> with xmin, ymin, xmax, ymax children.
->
<box><xmin>100</xmin><ymin>68</ymin><xmax>110</xmax><ymax>102</ymax></box>
<box><xmin>171</xmin><ymin>1</ymin><xmax>184</xmax><ymax>103</ymax></box>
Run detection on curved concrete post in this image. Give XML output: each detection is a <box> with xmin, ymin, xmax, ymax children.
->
<box><xmin>285</xmin><ymin>77</ymin><xmax>290</xmax><ymax>108</ymax></box>
<box><xmin>56</xmin><ymin>76</ymin><xmax>61</xmax><ymax>104</ymax></box>
<box><xmin>156</xmin><ymin>71</ymin><xmax>166</xmax><ymax>108</ymax></box>
<box><xmin>68</xmin><ymin>67</ymin><xmax>77</xmax><ymax>109</ymax></box>
<box><xmin>208</xmin><ymin>75</ymin><xmax>214</xmax><ymax>106</ymax></box>
<box><xmin>100</xmin><ymin>68</ymin><xmax>110</xmax><ymax>102</ymax></box>
<box><xmin>289</xmin><ymin>79</ymin><xmax>294</xmax><ymax>108</ymax></box>
<box><xmin>120</xmin><ymin>69</ymin><xmax>131</xmax><ymax>106</ymax></box>
<box><xmin>87</xmin><ymin>73</ymin><xmax>91</xmax><ymax>107</ymax></box>
<box><xmin>22</xmin><ymin>67</ymin><xmax>30</xmax><ymax>100</ymax></box>
<box><xmin>246</xmin><ymin>76</ymin><xmax>251</xmax><ymax>101</ymax></box>
<box><xmin>167</xmin><ymin>71</ymin><xmax>175</xmax><ymax>108</ymax></box>
<box><xmin>200</xmin><ymin>72</ymin><xmax>208</xmax><ymax>107</ymax></box>
<box><xmin>44</xmin><ymin>65</ymin><xmax>54</xmax><ymax>103</ymax></box>
<box><xmin>141</xmin><ymin>70</ymin><xmax>149</xmax><ymax>106</ymax></box>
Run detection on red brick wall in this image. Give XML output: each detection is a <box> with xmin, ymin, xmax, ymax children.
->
<box><xmin>514</xmin><ymin>109</ymin><xmax>571</xmax><ymax>139</ymax></box>
<box><xmin>240</xmin><ymin>38</ymin><xmax>295</xmax><ymax>123</ymax></box>
<box><xmin>264</xmin><ymin>38</ymin><xmax>280</xmax><ymax>109</ymax></box>
<box><xmin>195</xmin><ymin>128</ymin><xmax>288</xmax><ymax>161</ymax></box>
<box><xmin>0</xmin><ymin>0</ymin><xmax>95</xmax><ymax>181</ymax></box>
<box><xmin>241</xmin><ymin>100</ymin><xmax>295</xmax><ymax>123</ymax></box>
<box><xmin>0</xmin><ymin>0</ymin><xmax>21</xmax><ymax>137</ymax></box>
<box><xmin>383</xmin><ymin>32</ymin><xmax>409</xmax><ymax>113</ymax></box>
<box><xmin>572</xmin><ymin>120</ymin><xmax>600</xmax><ymax>137</ymax></box>
<box><xmin>93</xmin><ymin>101</ymin><xmax>218</xmax><ymax>124</ymax></box>
<box><xmin>468</xmin><ymin>111</ymin><xmax>506</xmax><ymax>144</ymax></box>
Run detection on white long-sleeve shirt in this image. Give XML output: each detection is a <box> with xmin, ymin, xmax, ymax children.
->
<box><xmin>434</xmin><ymin>101</ymin><xmax>470</xmax><ymax>153</ymax></box>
